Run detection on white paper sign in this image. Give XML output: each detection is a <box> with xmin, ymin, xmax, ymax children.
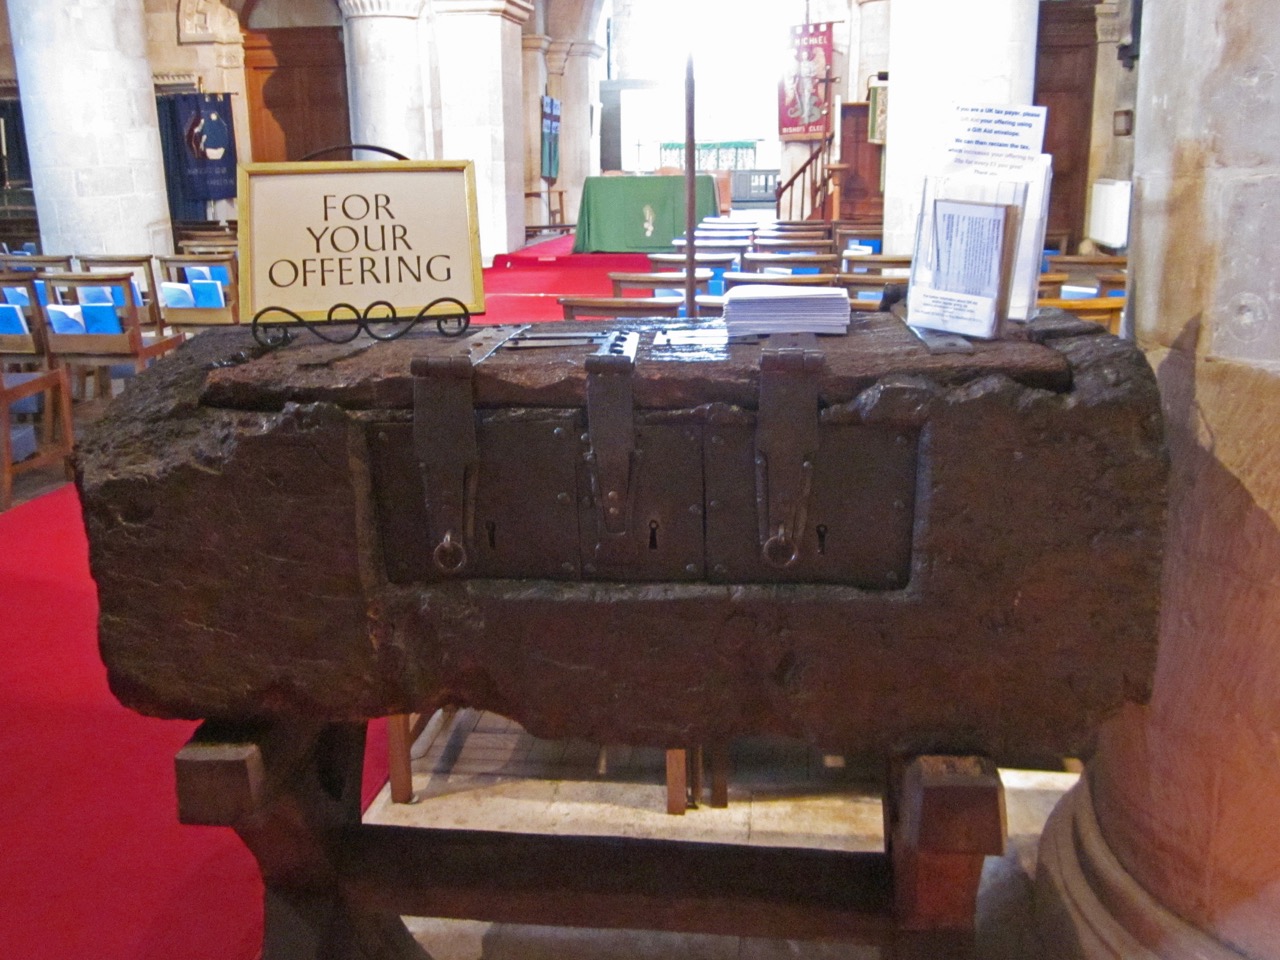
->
<box><xmin>945</xmin><ymin>104</ymin><xmax>1047</xmax><ymax>168</ymax></box>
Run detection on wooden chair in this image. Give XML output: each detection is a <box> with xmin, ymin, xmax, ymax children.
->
<box><xmin>672</xmin><ymin>237</ymin><xmax>752</xmax><ymax>255</ymax></box>
<box><xmin>559</xmin><ymin>295</ymin><xmax>686</xmax><ymax>320</ymax></box>
<box><xmin>1096</xmin><ymin>271</ymin><xmax>1127</xmax><ymax>296</ymax></box>
<box><xmin>78</xmin><ymin>255</ymin><xmax>165</xmax><ymax>336</ymax></box>
<box><xmin>834</xmin><ymin>226</ymin><xmax>884</xmax><ymax>253</ymax></box>
<box><xmin>723</xmin><ymin>271</ymin><xmax>844</xmax><ymax>290</ymax></box>
<box><xmin>751</xmin><ymin>237</ymin><xmax>835</xmax><ymax>254</ymax></box>
<box><xmin>2</xmin><ymin>365</ymin><xmax>74</xmax><ymax>511</ymax></box>
<box><xmin>157</xmin><ymin>253</ymin><xmax>240</xmax><ymax>330</ymax></box>
<box><xmin>768</xmin><ymin>220</ymin><xmax>834</xmax><ymax>237</ymax></box>
<box><xmin>1037</xmin><ymin>272</ymin><xmax>1069</xmax><ymax>299</ymax></box>
<box><xmin>648</xmin><ymin>252</ymin><xmax>739</xmax><ymax>270</ymax></box>
<box><xmin>40</xmin><ymin>271</ymin><xmax>184</xmax><ymax>399</ymax></box>
<box><xmin>0</xmin><ymin>272</ymin><xmax>51</xmax><ymax>373</ymax></box>
<box><xmin>1045</xmin><ymin>254</ymin><xmax>1127</xmax><ymax>277</ymax></box>
<box><xmin>741</xmin><ymin>252</ymin><xmax>841</xmax><ymax>274</ymax></box>
<box><xmin>1036</xmin><ymin>296</ymin><xmax>1127</xmax><ymax>335</ymax></box>
<box><xmin>841</xmin><ymin>253</ymin><xmax>913</xmax><ymax>275</ymax></box>
<box><xmin>609</xmin><ymin>269</ymin><xmax>711</xmax><ymax>297</ymax></box>
<box><xmin>0</xmin><ymin>254</ymin><xmax>75</xmax><ymax>277</ymax></box>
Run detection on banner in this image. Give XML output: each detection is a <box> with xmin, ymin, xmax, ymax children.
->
<box><xmin>540</xmin><ymin>95</ymin><xmax>561</xmax><ymax>181</ymax></box>
<box><xmin>169</xmin><ymin>93</ymin><xmax>237</xmax><ymax>200</ymax></box>
<box><xmin>779</xmin><ymin>22</ymin><xmax>834</xmax><ymax>142</ymax></box>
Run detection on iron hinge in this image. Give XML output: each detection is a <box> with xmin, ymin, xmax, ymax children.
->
<box><xmin>755</xmin><ymin>332</ymin><xmax>825</xmax><ymax>568</ymax></box>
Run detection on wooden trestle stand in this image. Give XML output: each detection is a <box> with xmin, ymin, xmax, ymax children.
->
<box><xmin>176</xmin><ymin>722</ymin><xmax>1005</xmax><ymax>959</ymax></box>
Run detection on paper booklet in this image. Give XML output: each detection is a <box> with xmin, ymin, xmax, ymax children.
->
<box><xmin>722</xmin><ymin>284</ymin><xmax>850</xmax><ymax>337</ymax></box>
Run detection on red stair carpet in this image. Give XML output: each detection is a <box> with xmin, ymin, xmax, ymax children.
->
<box><xmin>0</xmin><ymin>486</ymin><xmax>388</xmax><ymax>960</ymax></box>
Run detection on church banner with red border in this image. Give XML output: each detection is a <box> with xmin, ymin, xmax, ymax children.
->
<box><xmin>779</xmin><ymin>22</ymin><xmax>834</xmax><ymax>142</ymax></box>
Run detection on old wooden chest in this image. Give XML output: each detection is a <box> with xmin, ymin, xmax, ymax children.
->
<box><xmin>79</xmin><ymin>312</ymin><xmax>1165</xmax><ymax>766</ymax></box>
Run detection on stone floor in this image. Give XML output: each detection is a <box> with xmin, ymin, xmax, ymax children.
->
<box><xmin>364</xmin><ymin>708</ymin><xmax>1079</xmax><ymax>960</ymax></box>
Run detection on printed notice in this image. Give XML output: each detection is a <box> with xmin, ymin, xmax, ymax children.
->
<box><xmin>945</xmin><ymin>104</ymin><xmax>1047</xmax><ymax>169</ymax></box>
<box><xmin>908</xmin><ymin>197</ymin><xmax>1016</xmax><ymax>340</ymax></box>
<box><xmin>932</xmin><ymin>200</ymin><xmax>1006</xmax><ymax>297</ymax></box>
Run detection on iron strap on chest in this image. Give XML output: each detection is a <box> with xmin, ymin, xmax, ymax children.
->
<box><xmin>376</xmin><ymin>329</ymin><xmax>918</xmax><ymax>587</ymax></box>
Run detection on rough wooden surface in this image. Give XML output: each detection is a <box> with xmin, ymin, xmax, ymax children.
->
<box><xmin>79</xmin><ymin>313</ymin><xmax>1166</xmax><ymax>766</ymax></box>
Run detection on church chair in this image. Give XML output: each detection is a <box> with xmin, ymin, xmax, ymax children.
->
<box><xmin>39</xmin><ymin>271</ymin><xmax>184</xmax><ymax>400</ymax></box>
<box><xmin>723</xmin><ymin>271</ymin><xmax>845</xmax><ymax>290</ymax></box>
<box><xmin>1036</xmin><ymin>296</ymin><xmax>1127</xmax><ymax>335</ymax></box>
<box><xmin>751</xmin><ymin>236</ymin><xmax>836</xmax><ymax>254</ymax></box>
<box><xmin>740</xmin><ymin>252</ymin><xmax>841</xmax><ymax>274</ymax></box>
<box><xmin>648</xmin><ymin>251</ymin><xmax>738</xmax><ymax>270</ymax></box>
<box><xmin>157</xmin><ymin>253</ymin><xmax>240</xmax><ymax>331</ymax></box>
<box><xmin>608</xmin><ymin>269</ymin><xmax>712</xmax><ymax>297</ymax></box>
<box><xmin>78</xmin><ymin>255</ymin><xmax>165</xmax><ymax>336</ymax></box>
<box><xmin>1037</xmin><ymin>272</ymin><xmax>1069</xmax><ymax>299</ymax></box>
<box><xmin>559</xmin><ymin>295</ymin><xmax>685</xmax><ymax>320</ymax></box>
<box><xmin>1096</xmin><ymin>271</ymin><xmax>1127</xmax><ymax>296</ymax></box>
<box><xmin>841</xmin><ymin>252</ymin><xmax>913</xmax><ymax>275</ymax></box>
<box><xmin>0</xmin><ymin>272</ymin><xmax>50</xmax><ymax>374</ymax></box>
<box><xmin>0</xmin><ymin>254</ymin><xmax>75</xmax><ymax>275</ymax></box>
<box><xmin>1</xmin><ymin>365</ymin><xmax>73</xmax><ymax>511</ymax></box>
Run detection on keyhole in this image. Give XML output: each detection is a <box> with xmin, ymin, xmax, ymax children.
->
<box><xmin>816</xmin><ymin>524</ymin><xmax>828</xmax><ymax>555</ymax></box>
<box><xmin>648</xmin><ymin>520</ymin><xmax>660</xmax><ymax>550</ymax></box>
<box><xmin>485</xmin><ymin>520</ymin><xmax>497</xmax><ymax>550</ymax></box>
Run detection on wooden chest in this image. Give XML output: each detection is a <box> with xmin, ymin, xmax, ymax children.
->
<box><xmin>79</xmin><ymin>313</ymin><xmax>1166</xmax><ymax>766</ymax></box>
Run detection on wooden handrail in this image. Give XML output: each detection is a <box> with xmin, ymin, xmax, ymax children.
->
<box><xmin>776</xmin><ymin>135</ymin><xmax>834</xmax><ymax>222</ymax></box>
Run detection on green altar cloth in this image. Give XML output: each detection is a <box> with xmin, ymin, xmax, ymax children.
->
<box><xmin>573</xmin><ymin>175</ymin><xmax>719</xmax><ymax>253</ymax></box>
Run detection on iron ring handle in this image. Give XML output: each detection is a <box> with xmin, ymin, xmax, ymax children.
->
<box><xmin>432</xmin><ymin>531</ymin><xmax>468</xmax><ymax>573</ymax></box>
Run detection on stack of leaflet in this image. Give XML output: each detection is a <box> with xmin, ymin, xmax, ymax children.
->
<box><xmin>722</xmin><ymin>284</ymin><xmax>850</xmax><ymax>337</ymax></box>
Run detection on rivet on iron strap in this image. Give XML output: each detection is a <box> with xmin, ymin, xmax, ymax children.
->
<box><xmin>586</xmin><ymin>331</ymin><xmax>640</xmax><ymax>557</ymax></box>
<box><xmin>412</xmin><ymin>354</ymin><xmax>479</xmax><ymax>575</ymax></box>
<box><xmin>755</xmin><ymin>332</ymin><xmax>824</xmax><ymax>569</ymax></box>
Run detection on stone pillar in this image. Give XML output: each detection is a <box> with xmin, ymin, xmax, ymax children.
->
<box><xmin>546</xmin><ymin>39</ymin><xmax>603</xmax><ymax>225</ymax></box>
<box><xmin>881</xmin><ymin>0</ymin><xmax>1039</xmax><ymax>253</ymax></box>
<box><xmin>855</xmin><ymin>0</ymin><xmax>890</xmax><ymax>99</ymax></box>
<box><xmin>434</xmin><ymin>0</ymin><xmax>533</xmax><ymax>261</ymax></box>
<box><xmin>1035</xmin><ymin>2</ymin><xmax>1280</xmax><ymax>958</ymax></box>
<box><xmin>338</xmin><ymin>0</ymin><xmax>429</xmax><ymax>160</ymax></box>
<box><xmin>522</xmin><ymin>33</ymin><xmax>550</xmax><ymax>225</ymax></box>
<box><xmin>8</xmin><ymin>0</ymin><xmax>172</xmax><ymax>255</ymax></box>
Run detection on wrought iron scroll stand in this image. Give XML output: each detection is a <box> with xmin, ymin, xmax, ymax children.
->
<box><xmin>250</xmin><ymin>143</ymin><xmax>472</xmax><ymax>349</ymax></box>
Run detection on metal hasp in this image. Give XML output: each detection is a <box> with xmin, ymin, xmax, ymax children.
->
<box><xmin>412</xmin><ymin>353</ymin><xmax>478</xmax><ymax>574</ymax></box>
<box><xmin>585</xmin><ymin>330</ymin><xmax>641</xmax><ymax>564</ymax></box>
<box><xmin>755</xmin><ymin>332</ymin><xmax>825</xmax><ymax>569</ymax></box>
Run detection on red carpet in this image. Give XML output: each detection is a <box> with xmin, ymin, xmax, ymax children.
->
<box><xmin>0</xmin><ymin>240</ymin><xmax>622</xmax><ymax>958</ymax></box>
<box><xmin>0</xmin><ymin>486</ymin><xmax>389</xmax><ymax>960</ymax></box>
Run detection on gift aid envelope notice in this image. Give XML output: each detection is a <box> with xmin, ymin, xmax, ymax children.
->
<box><xmin>239</xmin><ymin>161</ymin><xmax>485</xmax><ymax>321</ymax></box>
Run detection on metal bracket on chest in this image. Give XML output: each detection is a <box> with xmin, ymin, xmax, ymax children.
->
<box><xmin>586</xmin><ymin>331</ymin><xmax>641</xmax><ymax>560</ymax></box>
<box><xmin>755</xmin><ymin>333</ymin><xmax>825</xmax><ymax>568</ymax></box>
<box><xmin>411</xmin><ymin>354</ymin><xmax>479</xmax><ymax>574</ymax></box>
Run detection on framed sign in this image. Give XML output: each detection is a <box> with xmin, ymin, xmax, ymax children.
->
<box><xmin>238</xmin><ymin>160</ymin><xmax>484</xmax><ymax>322</ymax></box>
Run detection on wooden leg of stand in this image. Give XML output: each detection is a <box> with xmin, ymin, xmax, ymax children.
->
<box><xmin>886</xmin><ymin>754</ymin><xmax>1006</xmax><ymax>932</ymax></box>
<box><xmin>665</xmin><ymin>748</ymin><xmax>687</xmax><ymax>815</ymax></box>
<box><xmin>709</xmin><ymin>743</ymin><xmax>730</xmax><ymax>808</ymax></box>
<box><xmin>175</xmin><ymin>721</ymin><xmax>427</xmax><ymax>960</ymax></box>
<box><xmin>687</xmin><ymin>745</ymin><xmax>703</xmax><ymax>809</ymax></box>
<box><xmin>386</xmin><ymin>714</ymin><xmax>414</xmax><ymax>804</ymax></box>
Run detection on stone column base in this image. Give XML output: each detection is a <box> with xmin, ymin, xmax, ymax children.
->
<box><xmin>1034</xmin><ymin>777</ymin><xmax>1245</xmax><ymax>960</ymax></box>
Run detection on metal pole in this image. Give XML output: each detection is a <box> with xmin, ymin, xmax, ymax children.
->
<box><xmin>684</xmin><ymin>53</ymin><xmax>698</xmax><ymax>318</ymax></box>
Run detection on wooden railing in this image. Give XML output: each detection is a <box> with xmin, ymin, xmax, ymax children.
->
<box><xmin>776</xmin><ymin>135</ymin><xmax>834</xmax><ymax>222</ymax></box>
